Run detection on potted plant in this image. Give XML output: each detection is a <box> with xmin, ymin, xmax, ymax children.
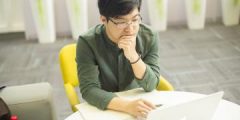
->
<box><xmin>185</xmin><ymin>0</ymin><xmax>206</xmax><ymax>29</ymax></box>
<box><xmin>30</xmin><ymin>0</ymin><xmax>56</xmax><ymax>43</ymax></box>
<box><xmin>66</xmin><ymin>0</ymin><xmax>88</xmax><ymax>40</ymax></box>
<box><xmin>147</xmin><ymin>0</ymin><xmax>168</xmax><ymax>31</ymax></box>
<box><xmin>222</xmin><ymin>0</ymin><xmax>240</xmax><ymax>26</ymax></box>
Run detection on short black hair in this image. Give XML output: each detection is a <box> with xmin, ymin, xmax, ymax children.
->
<box><xmin>98</xmin><ymin>0</ymin><xmax>142</xmax><ymax>18</ymax></box>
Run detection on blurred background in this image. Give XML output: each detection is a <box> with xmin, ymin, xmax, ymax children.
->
<box><xmin>0</xmin><ymin>0</ymin><xmax>240</xmax><ymax>120</ymax></box>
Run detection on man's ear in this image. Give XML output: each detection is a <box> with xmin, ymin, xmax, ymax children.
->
<box><xmin>100</xmin><ymin>16</ymin><xmax>107</xmax><ymax>23</ymax></box>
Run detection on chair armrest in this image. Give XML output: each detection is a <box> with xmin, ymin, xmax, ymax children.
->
<box><xmin>64</xmin><ymin>83</ymin><xmax>80</xmax><ymax>112</ymax></box>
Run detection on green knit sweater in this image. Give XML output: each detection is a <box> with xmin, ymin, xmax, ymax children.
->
<box><xmin>76</xmin><ymin>24</ymin><xmax>160</xmax><ymax>110</ymax></box>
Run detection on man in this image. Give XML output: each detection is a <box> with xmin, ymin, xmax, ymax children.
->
<box><xmin>76</xmin><ymin>0</ymin><xmax>160</xmax><ymax>118</ymax></box>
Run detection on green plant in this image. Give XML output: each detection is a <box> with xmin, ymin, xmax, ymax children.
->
<box><xmin>72</xmin><ymin>0</ymin><xmax>81</xmax><ymax>26</ymax></box>
<box><xmin>155</xmin><ymin>0</ymin><xmax>165</xmax><ymax>20</ymax></box>
<box><xmin>233</xmin><ymin>0</ymin><xmax>240</xmax><ymax>6</ymax></box>
<box><xmin>37</xmin><ymin>0</ymin><xmax>46</xmax><ymax>28</ymax></box>
<box><xmin>192</xmin><ymin>0</ymin><xmax>201</xmax><ymax>15</ymax></box>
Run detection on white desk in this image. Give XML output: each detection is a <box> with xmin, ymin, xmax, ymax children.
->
<box><xmin>65</xmin><ymin>89</ymin><xmax>240</xmax><ymax>120</ymax></box>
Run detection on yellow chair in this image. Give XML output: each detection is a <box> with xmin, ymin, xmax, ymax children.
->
<box><xmin>157</xmin><ymin>76</ymin><xmax>174</xmax><ymax>91</ymax></box>
<box><xmin>59</xmin><ymin>43</ymin><xmax>174</xmax><ymax>112</ymax></box>
<box><xmin>59</xmin><ymin>44</ymin><xmax>79</xmax><ymax>112</ymax></box>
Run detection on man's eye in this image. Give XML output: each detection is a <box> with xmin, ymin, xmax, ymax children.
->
<box><xmin>117</xmin><ymin>22</ymin><xmax>126</xmax><ymax>25</ymax></box>
<box><xmin>132</xmin><ymin>19</ymin><xmax>138</xmax><ymax>22</ymax></box>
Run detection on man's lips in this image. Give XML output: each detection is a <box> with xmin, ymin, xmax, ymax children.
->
<box><xmin>123</xmin><ymin>34</ymin><xmax>135</xmax><ymax>36</ymax></box>
<box><xmin>120</xmin><ymin>34</ymin><xmax>136</xmax><ymax>37</ymax></box>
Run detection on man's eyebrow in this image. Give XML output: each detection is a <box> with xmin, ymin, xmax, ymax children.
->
<box><xmin>116</xmin><ymin>14</ymin><xmax>140</xmax><ymax>20</ymax></box>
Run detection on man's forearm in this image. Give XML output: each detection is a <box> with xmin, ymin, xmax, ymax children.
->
<box><xmin>131</xmin><ymin>53</ymin><xmax>146</xmax><ymax>80</ymax></box>
<box><xmin>107</xmin><ymin>97</ymin><xmax>129</xmax><ymax>112</ymax></box>
<box><xmin>107</xmin><ymin>96</ymin><xmax>156</xmax><ymax>117</ymax></box>
<box><xmin>131</xmin><ymin>58</ymin><xmax>146</xmax><ymax>79</ymax></box>
<box><xmin>130</xmin><ymin>53</ymin><xmax>159</xmax><ymax>91</ymax></box>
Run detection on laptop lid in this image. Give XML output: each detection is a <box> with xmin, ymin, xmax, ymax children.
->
<box><xmin>147</xmin><ymin>91</ymin><xmax>224</xmax><ymax>120</ymax></box>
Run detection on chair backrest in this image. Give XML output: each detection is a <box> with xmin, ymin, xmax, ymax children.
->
<box><xmin>59</xmin><ymin>44</ymin><xmax>80</xmax><ymax>112</ymax></box>
<box><xmin>59</xmin><ymin>44</ymin><xmax>79</xmax><ymax>86</ymax></box>
<box><xmin>59</xmin><ymin>43</ymin><xmax>174</xmax><ymax>112</ymax></box>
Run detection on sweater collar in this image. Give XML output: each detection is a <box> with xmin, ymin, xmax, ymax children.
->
<box><xmin>102</xmin><ymin>25</ymin><xmax>121</xmax><ymax>52</ymax></box>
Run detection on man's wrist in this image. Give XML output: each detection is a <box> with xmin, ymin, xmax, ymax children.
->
<box><xmin>108</xmin><ymin>97</ymin><xmax>130</xmax><ymax>113</ymax></box>
<box><xmin>130</xmin><ymin>54</ymin><xmax>141</xmax><ymax>64</ymax></box>
<box><xmin>129</xmin><ymin>52</ymin><xmax>140</xmax><ymax>63</ymax></box>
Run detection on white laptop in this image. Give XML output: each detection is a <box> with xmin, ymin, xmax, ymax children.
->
<box><xmin>146</xmin><ymin>91</ymin><xmax>224</xmax><ymax>120</ymax></box>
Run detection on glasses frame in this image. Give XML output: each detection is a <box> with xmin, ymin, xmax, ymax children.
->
<box><xmin>108</xmin><ymin>15</ymin><xmax>142</xmax><ymax>29</ymax></box>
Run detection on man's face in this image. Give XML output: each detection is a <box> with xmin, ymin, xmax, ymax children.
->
<box><xmin>102</xmin><ymin>8</ymin><xmax>141</xmax><ymax>43</ymax></box>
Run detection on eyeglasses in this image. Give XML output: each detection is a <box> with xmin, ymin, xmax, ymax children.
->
<box><xmin>108</xmin><ymin>15</ymin><xmax>142</xmax><ymax>29</ymax></box>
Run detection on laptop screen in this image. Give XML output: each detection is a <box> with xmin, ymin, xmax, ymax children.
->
<box><xmin>146</xmin><ymin>91</ymin><xmax>224</xmax><ymax>120</ymax></box>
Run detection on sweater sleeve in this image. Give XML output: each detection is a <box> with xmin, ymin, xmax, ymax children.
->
<box><xmin>135</xmin><ymin>32</ymin><xmax>160</xmax><ymax>92</ymax></box>
<box><xmin>76</xmin><ymin>36</ymin><xmax>117</xmax><ymax>110</ymax></box>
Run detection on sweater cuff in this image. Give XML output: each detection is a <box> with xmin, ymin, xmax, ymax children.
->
<box><xmin>135</xmin><ymin>65</ymin><xmax>159</xmax><ymax>92</ymax></box>
<box><xmin>100</xmin><ymin>93</ymin><xmax>117</xmax><ymax>110</ymax></box>
<box><xmin>135</xmin><ymin>65</ymin><xmax>151</xmax><ymax>89</ymax></box>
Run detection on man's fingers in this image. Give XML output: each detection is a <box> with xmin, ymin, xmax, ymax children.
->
<box><xmin>118</xmin><ymin>43</ymin><xmax>130</xmax><ymax>50</ymax></box>
<box><xmin>137</xmin><ymin>111</ymin><xmax>148</xmax><ymax>119</ymax></box>
<box><xmin>120</xmin><ymin>35</ymin><xmax>135</xmax><ymax>39</ymax></box>
<box><xmin>121</xmin><ymin>39</ymin><xmax>134</xmax><ymax>43</ymax></box>
<box><xmin>139</xmin><ymin>101</ymin><xmax>154</xmax><ymax>112</ymax></box>
<box><xmin>137</xmin><ymin>105</ymin><xmax>150</xmax><ymax>113</ymax></box>
<box><xmin>118</xmin><ymin>41</ymin><xmax>132</xmax><ymax>50</ymax></box>
<box><xmin>118</xmin><ymin>41</ymin><xmax>131</xmax><ymax>46</ymax></box>
<box><xmin>142</xmin><ymin>99</ymin><xmax>156</xmax><ymax>109</ymax></box>
<box><xmin>119</xmin><ymin>35</ymin><xmax>135</xmax><ymax>43</ymax></box>
<box><xmin>135</xmin><ymin>100</ymin><xmax>156</xmax><ymax>119</ymax></box>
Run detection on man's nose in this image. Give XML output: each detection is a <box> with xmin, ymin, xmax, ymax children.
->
<box><xmin>124</xmin><ymin>23</ymin><xmax>134</xmax><ymax>32</ymax></box>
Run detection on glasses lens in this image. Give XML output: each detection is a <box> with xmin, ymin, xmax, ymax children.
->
<box><xmin>112</xmin><ymin>15</ymin><xmax>142</xmax><ymax>29</ymax></box>
<box><xmin>117</xmin><ymin>23</ymin><xmax>128</xmax><ymax>29</ymax></box>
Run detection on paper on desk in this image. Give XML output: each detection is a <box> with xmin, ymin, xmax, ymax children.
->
<box><xmin>76</xmin><ymin>103</ymin><xmax>134</xmax><ymax>120</ymax></box>
<box><xmin>76</xmin><ymin>88</ymin><xmax>165</xmax><ymax>120</ymax></box>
